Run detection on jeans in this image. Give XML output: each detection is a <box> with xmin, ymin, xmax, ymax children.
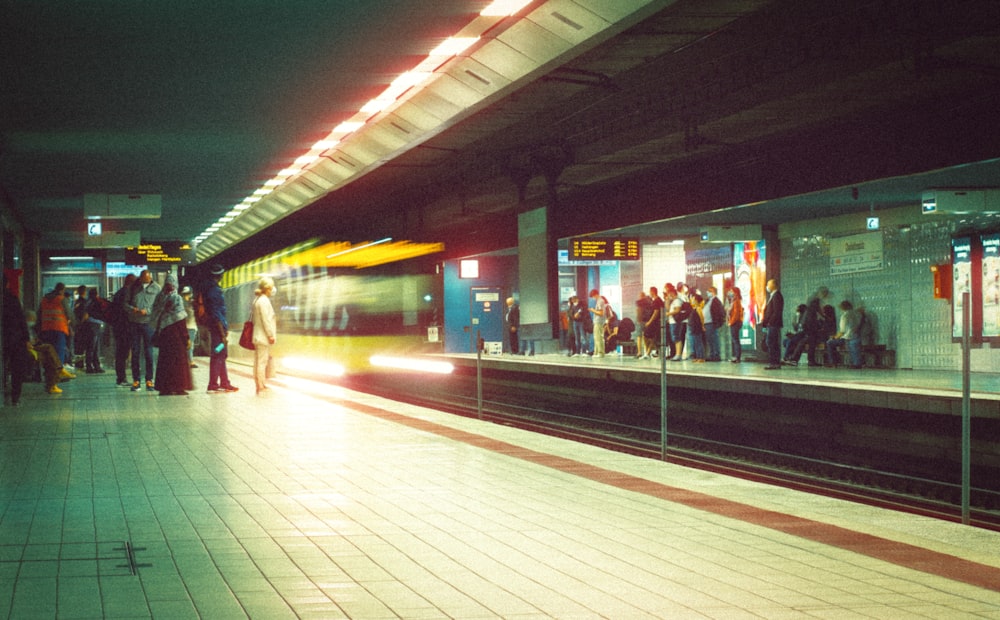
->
<box><xmin>827</xmin><ymin>337</ymin><xmax>862</xmax><ymax>367</ymax></box>
<box><xmin>686</xmin><ymin>329</ymin><xmax>705</xmax><ymax>360</ymax></box>
<box><xmin>130</xmin><ymin>322</ymin><xmax>155</xmax><ymax>382</ymax></box>
<box><xmin>82</xmin><ymin>321</ymin><xmax>103</xmax><ymax>370</ymax></box>
<box><xmin>208</xmin><ymin>328</ymin><xmax>231</xmax><ymax>389</ymax></box>
<box><xmin>572</xmin><ymin>321</ymin><xmax>589</xmax><ymax>354</ymax></box>
<box><xmin>729</xmin><ymin>323</ymin><xmax>742</xmax><ymax>360</ymax></box>
<box><xmin>704</xmin><ymin>323</ymin><xmax>720</xmax><ymax>360</ymax></box>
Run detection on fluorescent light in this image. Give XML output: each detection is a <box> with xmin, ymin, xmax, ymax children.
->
<box><xmin>264</xmin><ymin>179</ymin><xmax>282</xmax><ymax>187</ymax></box>
<box><xmin>294</xmin><ymin>154</ymin><xmax>318</xmax><ymax>167</ymax></box>
<box><xmin>50</xmin><ymin>256</ymin><xmax>94</xmax><ymax>261</ymax></box>
<box><xmin>253</xmin><ymin>188</ymin><xmax>273</xmax><ymax>196</ymax></box>
<box><xmin>361</xmin><ymin>98</ymin><xmax>392</xmax><ymax>115</ymax></box>
<box><xmin>481</xmin><ymin>0</ymin><xmax>532</xmax><ymax>17</ymax></box>
<box><xmin>333</xmin><ymin>121</ymin><xmax>364</xmax><ymax>134</ymax></box>
<box><xmin>312</xmin><ymin>138</ymin><xmax>340</xmax><ymax>151</ymax></box>
<box><xmin>226</xmin><ymin>210</ymin><xmax>241</xmax><ymax>217</ymax></box>
<box><xmin>430</xmin><ymin>37</ymin><xmax>479</xmax><ymax>57</ymax></box>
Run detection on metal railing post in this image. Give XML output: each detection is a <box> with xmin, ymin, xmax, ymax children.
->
<box><xmin>961</xmin><ymin>292</ymin><xmax>971</xmax><ymax>525</ymax></box>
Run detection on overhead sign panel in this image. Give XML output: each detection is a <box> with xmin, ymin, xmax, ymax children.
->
<box><xmin>124</xmin><ymin>241</ymin><xmax>195</xmax><ymax>266</ymax></box>
<box><xmin>568</xmin><ymin>237</ymin><xmax>640</xmax><ymax>261</ymax></box>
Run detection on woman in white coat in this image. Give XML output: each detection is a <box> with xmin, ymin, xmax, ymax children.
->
<box><xmin>251</xmin><ymin>276</ymin><xmax>277</xmax><ymax>393</ymax></box>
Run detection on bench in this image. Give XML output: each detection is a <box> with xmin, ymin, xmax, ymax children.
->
<box><xmin>814</xmin><ymin>343</ymin><xmax>894</xmax><ymax>368</ymax></box>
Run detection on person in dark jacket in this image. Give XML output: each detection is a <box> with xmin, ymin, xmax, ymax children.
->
<box><xmin>761</xmin><ymin>279</ymin><xmax>784</xmax><ymax>369</ymax></box>
<box><xmin>203</xmin><ymin>264</ymin><xmax>238</xmax><ymax>392</ymax></box>
<box><xmin>3</xmin><ymin>278</ymin><xmax>32</xmax><ymax>405</ymax></box>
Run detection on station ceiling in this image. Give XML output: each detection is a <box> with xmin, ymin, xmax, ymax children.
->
<box><xmin>3</xmin><ymin>0</ymin><xmax>1000</xmax><ymax>262</ymax></box>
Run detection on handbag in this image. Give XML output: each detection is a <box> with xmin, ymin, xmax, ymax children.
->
<box><xmin>239</xmin><ymin>320</ymin><xmax>255</xmax><ymax>350</ymax></box>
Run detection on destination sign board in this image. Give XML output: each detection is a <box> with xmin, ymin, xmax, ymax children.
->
<box><xmin>124</xmin><ymin>241</ymin><xmax>195</xmax><ymax>265</ymax></box>
<box><xmin>568</xmin><ymin>237</ymin><xmax>640</xmax><ymax>261</ymax></box>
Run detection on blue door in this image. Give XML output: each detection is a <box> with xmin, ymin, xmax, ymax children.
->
<box><xmin>470</xmin><ymin>287</ymin><xmax>503</xmax><ymax>353</ymax></box>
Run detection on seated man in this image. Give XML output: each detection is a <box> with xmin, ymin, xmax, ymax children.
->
<box><xmin>826</xmin><ymin>300</ymin><xmax>862</xmax><ymax>368</ymax></box>
<box><xmin>781</xmin><ymin>304</ymin><xmax>808</xmax><ymax>365</ymax></box>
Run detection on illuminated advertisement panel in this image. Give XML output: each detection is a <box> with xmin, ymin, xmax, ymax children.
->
<box><xmin>982</xmin><ymin>233</ymin><xmax>1000</xmax><ymax>339</ymax></box>
<box><xmin>734</xmin><ymin>240</ymin><xmax>766</xmax><ymax>351</ymax></box>
<box><xmin>951</xmin><ymin>236</ymin><xmax>973</xmax><ymax>339</ymax></box>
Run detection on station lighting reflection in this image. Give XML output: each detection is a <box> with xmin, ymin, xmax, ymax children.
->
<box><xmin>273</xmin><ymin>376</ymin><xmax>348</xmax><ymax>400</ymax></box>
<box><xmin>369</xmin><ymin>355</ymin><xmax>454</xmax><ymax>374</ymax></box>
<box><xmin>282</xmin><ymin>356</ymin><xmax>346</xmax><ymax>378</ymax></box>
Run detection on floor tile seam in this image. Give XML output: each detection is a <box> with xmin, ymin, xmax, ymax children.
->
<box><xmin>324</xmin><ymin>392</ymin><xmax>1000</xmax><ymax>596</ymax></box>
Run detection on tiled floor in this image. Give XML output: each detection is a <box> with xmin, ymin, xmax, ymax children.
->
<box><xmin>3</xmin><ymin>361</ymin><xmax>1000</xmax><ymax>619</ymax></box>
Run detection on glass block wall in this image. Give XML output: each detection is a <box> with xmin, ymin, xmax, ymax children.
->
<box><xmin>780</xmin><ymin>213</ymin><xmax>999</xmax><ymax>371</ymax></box>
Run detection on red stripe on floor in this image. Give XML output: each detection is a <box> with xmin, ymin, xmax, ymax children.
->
<box><xmin>341</xmin><ymin>399</ymin><xmax>1000</xmax><ymax>594</ymax></box>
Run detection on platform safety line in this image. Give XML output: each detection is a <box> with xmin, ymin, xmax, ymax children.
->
<box><xmin>333</xmin><ymin>396</ymin><xmax>1000</xmax><ymax>595</ymax></box>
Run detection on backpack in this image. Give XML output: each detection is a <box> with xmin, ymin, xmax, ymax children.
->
<box><xmin>193</xmin><ymin>289</ymin><xmax>212</xmax><ymax>326</ymax></box>
<box><xmin>675</xmin><ymin>301</ymin><xmax>692</xmax><ymax>322</ymax></box>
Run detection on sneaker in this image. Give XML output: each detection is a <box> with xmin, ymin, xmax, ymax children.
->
<box><xmin>206</xmin><ymin>386</ymin><xmax>219</xmax><ymax>392</ymax></box>
<box><xmin>220</xmin><ymin>385</ymin><xmax>239</xmax><ymax>393</ymax></box>
<box><xmin>131</xmin><ymin>381</ymin><xmax>140</xmax><ymax>392</ymax></box>
<box><xmin>117</xmin><ymin>380</ymin><xmax>130</xmax><ymax>387</ymax></box>
<box><xmin>146</xmin><ymin>381</ymin><xmax>155</xmax><ymax>392</ymax></box>
<box><xmin>48</xmin><ymin>385</ymin><xmax>63</xmax><ymax>394</ymax></box>
<box><xmin>59</xmin><ymin>368</ymin><xmax>76</xmax><ymax>380</ymax></box>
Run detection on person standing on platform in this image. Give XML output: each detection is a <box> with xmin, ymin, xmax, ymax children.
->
<box><xmin>251</xmin><ymin>276</ymin><xmax>278</xmax><ymax>394</ymax></box>
<box><xmin>635</xmin><ymin>289</ymin><xmax>652</xmax><ymax>359</ymax></box>
<box><xmin>644</xmin><ymin>286</ymin><xmax>665</xmax><ymax>359</ymax></box>
<box><xmin>726</xmin><ymin>286</ymin><xmax>744</xmax><ymax>363</ymax></box>
<box><xmin>3</xmin><ymin>277</ymin><xmax>32</xmax><ymax>405</ymax></box>
<box><xmin>801</xmin><ymin>287</ymin><xmax>829</xmax><ymax>367</ymax></box>
<box><xmin>569</xmin><ymin>294</ymin><xmax>589</xmax><ymax>356</ymax></box>
<box><xmin>150</xmin><ymin>273</ymin><xmax>193</xmax><ymax>396</ymax></box>
<box><xmin>38</xmin><ymin>282</ymin><xmax>72</xmax><ymax>369</ymax></box>
<box><xmin>588</xmin><ymin>289</ymin><xmax>607</xmax><ymax>357</ymax></box>
<box><xmin>126</xmin><ymin>270</ymin><xmax>160</xmax><ymax>391</ymax></box>
<box><xmin>203</xmin><ymin>264</ymin><xmax>238</xmax><ymax>393</ymax></box>
<box><xmin>762</xmin><ymin>279</ymin><xmax>784</xmax><ymax>369</ymax></box>
<box><xmin>704</xmin><ymin>286</ymin><xmax>725</xmax><ymax>362</ymax></box>
<box><xmin>110</xmin><ymin>274</ymin><xmax>136</xmax><ymax>386</ymax></box>
<box><xmin>504</xmin><ymin>296</ymin><xmax>520</xmax><ymax>355</ymax></box>
<box><xmin>79</xmin><ymin>288</ymin><xmax>106</xmax><ymax>373</ymax></box>
<box><xmin>180</xmin><ymin>285</ymin><xmax>198</xmax><ymax>368</ymax></box>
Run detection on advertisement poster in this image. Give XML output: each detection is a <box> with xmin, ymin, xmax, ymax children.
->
<box><xmin>952</xmin><ymin>237</ymin><xmax>972</xmax><ymax>339</ymax></box>
<box><xmin>734</xmin><ymin>240</ymin><xmax>766</xmax><ymax>349</ymax></box>
<box><xmin>982</xmin><ymin>233</ymin><xmax>1000</xmax><ymax>339</ymax></box>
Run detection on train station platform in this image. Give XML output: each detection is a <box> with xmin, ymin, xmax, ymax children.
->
<box><xmin>3</xmin><ymin>361</ymin><xmax>1000</xmax><ymax>618</ymax></box>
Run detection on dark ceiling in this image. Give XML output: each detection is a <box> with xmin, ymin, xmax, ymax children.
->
<box><xmin>3</xmin><ymin>0</ymin><xmax>1000</xmax><ymax>264</ymax></box>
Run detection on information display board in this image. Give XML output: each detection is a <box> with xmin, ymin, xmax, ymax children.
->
<box><xmin>568</xmin><ymin>237</ymin><xmax>640</xmax><ymax>261</ymax></box>
<box><xmin>124</xmin><ymin>242</ymin><xmax>195</xmax><ymax>266</ymax></box>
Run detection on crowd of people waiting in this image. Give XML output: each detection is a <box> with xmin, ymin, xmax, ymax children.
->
<box><xmin>1</xmin><ymin>264</ymin><xmax>273</xmax><ymax>405</ymax></box>
<box><xmin>561</xmin><ymin>281</ymin><xmax>871</xmax><ymax>369</ymax></box>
